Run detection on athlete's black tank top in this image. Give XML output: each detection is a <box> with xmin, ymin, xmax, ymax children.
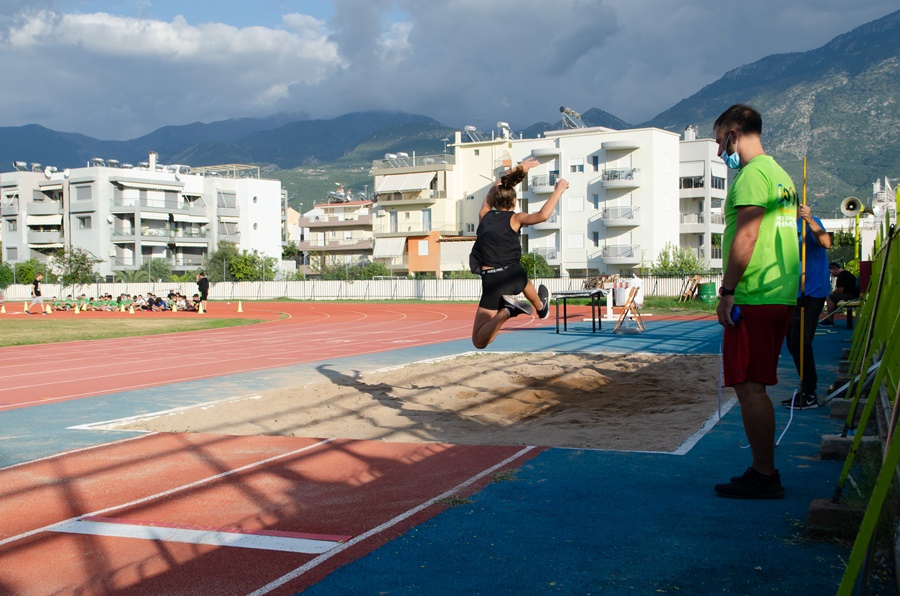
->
<box><xmin>470</xmin><ymin>210</ymin><xmax>521</xmax><ymax>269</ymax></box>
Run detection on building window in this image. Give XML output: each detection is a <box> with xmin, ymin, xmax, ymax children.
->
<box><xmin>474</xmin><ymin>149</ymin><xmax>480</xmax><ymax>156</ymax></box>
<box><xmin>217</xmin><ymin>192</ymin><xmax>237</xmax><ymax>209</ymax></box>
<box><xmin>569</xmin><ymin>159</ymin><xmax>584</xmax><ymax>174</ymax></box>
<box><xmin>711</xmin><ymin>176</ymin><xmax>726</xmax><ymax>190</ymax></box>
<box><xmin>418</xmin><ymin>240</ymin><xmax>428</xmax><ymax>256</ymax></box>
<box><xmin>77</xmin><ymin>216</ymin><xmax>92</xmax><ymax>229</ymax></box>
<box><xmin>592</xmin><ymin>231</ymin><xmax>599</xmax><ymax>247</ymax></box>
<box><xmin>466</xmin><ymin>223</ymin><xmax>475</xmax><ymax>233</ymax></box>
<box><xmin>5</xmin><ymin>219</ymin><xmax>16</xmax><ymax>232</ymax></box>
<box><xmin>6</xmin><ymin>247</ymin><xmax>17</xmax><ymax>260</ymax></box>
<box><xmin>592</xmin><ymin>155</ymin><xmax>600</xmax><ymax>172</ymax></box>
<box><xmin>680</xmin><ymin>176</ymin><xmax>704</xmax><ymax>189</ymax></box>
<box><xmin>75</xmin><ymin>185</ymin><xmax>92</xmax><ymax>201</ymax></box>
<box><xmin>466</xmin><ymin>195</ymin><xmax>475</xmax><ymax>201</ymax></box>
<box><xmin>592</xmin><ymin>194</ymin><xmax>600</xmax><ymax>210</ymax></box>
<box><xmin>253</xmin><ymin>223</ymin><xmax>259</xmax><ymax>230</ymax></box>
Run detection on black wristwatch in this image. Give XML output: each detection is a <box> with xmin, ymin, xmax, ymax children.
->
<box><xmin>719</xmin><ymin>286</ymin><xmax>735</xmax><ymax>297</ymax></box>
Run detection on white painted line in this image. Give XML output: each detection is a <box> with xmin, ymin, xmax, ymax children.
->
<box><xmin>67</xmin><ymin>394</ymin><xmax>263</xmax><ymax>431</ymax></box>
<box><xmin>52</xmin><ymin>519</ymin><xmax>345</xmax><ymax>554</ymax></box>
<box><xmin>247</xmin><ymin>445</ymin><xmax>536</xmax><ymax>596</ymax></box>
<box><xmin>0</xmin><ymin>433</ymin><xmax>157</xmax><ymax>472</ymax></box>
<box><xmin>0</xmin><ymin>438</ymin><xmax>334</xmax><ymax>549</ymax></box>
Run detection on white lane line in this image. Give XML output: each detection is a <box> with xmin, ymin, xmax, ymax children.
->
<box><xmin>247</xmin><ymin>445</ymin><xmax>536</xmax><ymax>596</ymax></box>
<box><xmin>0</xmin><ymin>433</ymin><xmax>157</xmax><ymax>472</ymax></box>
<box><xmin>67</xmin><ymin>394</ymin><xmax>263</xmax><ymax>431</ymax></box>
<box><xmin>0</xmin><ymin>438</ymin><xmax>335</xmax><ymax>549</ymax></box>
<box><xmin>52</xmin><ymin>517</ymin><xmax>348</xmax><ymax>554</ymax></box>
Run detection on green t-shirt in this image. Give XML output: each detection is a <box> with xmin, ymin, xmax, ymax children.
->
<box><xmin>722</xmin><ymin>155</ymin><xmax>799</xmax><ymax>305</ymax></box>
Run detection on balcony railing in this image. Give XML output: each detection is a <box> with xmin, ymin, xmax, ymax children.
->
<box><xmin>602</xmin><ymin>206</ymin><xmax>640</xmax><ymax>226</ymax></box>
<box><xmin>530</xmin><ymin>247</ymin><xmax>559</xmax><ymax>261</ymax></box>
<box><xmin>111</xmin><ymin>256</ymin><xmax>206</xmax><ymax>268</ymax></box>
<box><xmin>300</xmin><ymin>214</ymin><xmax>373</xmax><ymax>228</ymax></box>
<box><xmin>372</xmin><ymin>154</ymin><xmax>455</xmax><ymax>169</ymax></box>
<box><xmin>601</xmin><ymin>244</ymin><xmax>641</xmax><ymax>264</ymax></box>
<box><xmin>530</xmin><ymin>174</ymin><xmax>559</xmax><ymax>193</ymax></box>
<box><xmin>680</xmin><ymin>213</ymin><xmax>725</xmax><ymax>226</ymax></box>
<box><xmin>111</xmin><ymin>198</ymin><xmax>205</xmax><ymax>211</ymax></box>
<box><xmin>601</xmin><ymin>168</ymin><xmax>641</xmax><ymax>189</ymax></box>
<box><xmin>687</xmin><ymin>247</ymin><xmax>723</xmax><ymax>260</ymax></box>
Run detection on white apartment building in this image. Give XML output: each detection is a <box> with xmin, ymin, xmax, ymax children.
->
<box><xmin>370</xmin><ymin>123</ymin><xmax>726</xmax><ymax>277</ymax></box>
<box><xmin>0</xmin><ymin>153</ymin><xmax>284</xmax><ymax>280</ymax></box>
<box><xmin>297</xmin><ymin>199</ymin><xmax>374</xmax><ymax>275</ymax></box>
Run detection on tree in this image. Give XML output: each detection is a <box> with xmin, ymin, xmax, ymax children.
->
<box><xmin>0</xmin><ymin>262</ymin><xmax>13</xmax><ymax>288</ymax></box>
<box><xmin>142</xmin><ymin>258</ymin><xmax>173</xmax><ymax>283</ymax></box>
<box><xmin>50</xmin><ymin>247</ymin><xmax>103</xmax><ymax>286</ymax></box>
<box><xmin>282</xmin><ymin>241</ymin><xmax>302</xmax><ymax>263</ymax></box>
<box><xmin>229</xmin><ymin>250</ymin><xmax>277</xmax><ymax>281</ymax></box>
<box><xmin>203</xmin><ymin>241</ymin><xmax>241</xmax><ymax>283</ymax></box>
<box><xmin>521</xmin><ymin>252</ymin><xmax>555</xmax><ymax>278</ymax></box>
<box><xmin>14</xmin><ymin>259</ymin><xmax>47</xmax><ymax>285</ymax></box>
<box><xmin>651</xmin><ymin>243</ymin><xmax>708</xmax><ymax>275</ymax></box>
<box><xmin>358</xmin><ymin>261</ymin><xmax>390</xmax><ymax>279</ymax></box>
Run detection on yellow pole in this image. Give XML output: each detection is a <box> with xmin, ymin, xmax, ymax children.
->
<box><xmin>799</xmin><ymin>157</ymin><xmax>807</xmax><ymax>388</ymax></box>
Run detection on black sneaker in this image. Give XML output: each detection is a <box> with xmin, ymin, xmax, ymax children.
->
<box><xmin>24</xmin><ymin>310</ymin><xmax>31</xmax><ymax>316</ymax></box>
<box><xmin>715</xmin><ymin>467</ymin><xmax>784</xmax><ymax>499</ymax></box>
<box><xmin>818</xmin><ymin>319</ymin><xmax>834</xmax><ymax>326</ymax></box>
<box><xmin>503</xmin><ymin>296</ymin><xmax>533</xmax><ymax>318</ymax></box>
<box><xmin>537</xmin><ymin>285</ymin><xmax>551</xmax><ymax>320</ymax></box>
<box><xmin>781</xmin><ymin>392</ymin><xmax>819</xmax><ymax>409</ymax></box>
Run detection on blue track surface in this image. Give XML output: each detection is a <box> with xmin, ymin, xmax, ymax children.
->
<box><xmin>2</xmin><ymin>317</ymin><xmax>889</xmax><ymax>594</ymax></box>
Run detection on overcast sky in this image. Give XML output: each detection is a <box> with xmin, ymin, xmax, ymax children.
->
<box><xmin>0</xmin><ymin>1</ymin><xmax>896</xmax><ymax>140</ymax></box>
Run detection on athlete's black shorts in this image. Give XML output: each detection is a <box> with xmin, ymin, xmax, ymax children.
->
<box><xmin>478</xmin><ymin>263</ymin><xmax>527</xmax><ymax>310</ymax></box>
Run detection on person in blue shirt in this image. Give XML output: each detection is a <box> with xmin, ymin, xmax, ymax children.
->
<box><xmin>784</xmin><ymin>204</ymin><xmax>832</xmax><ymax>409</ymax></box>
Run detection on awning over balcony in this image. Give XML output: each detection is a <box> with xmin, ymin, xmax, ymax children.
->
<box><xmin>172</xmin><ymin>213</ymin><xmax>209</xmax><ymax>223</ymax></box>
<box><xmin>376</xmin><ymin>172</ymin><xmax>436</xmax><ymax>193</ymax></box>
<box><xmin>26</xmin><ymin>214</ymin><xmax>62</xmax><ymax>225</ymax></box>
<box><xmin>173</xmin><ymin>241</ymin><xmax>207</xmax><ymax>247</ymax></box>
<box><xmin>38</xmin><ymin>183</ymin><xmax>63</xmax><ymax>191</ymax></box>
<box><xmin>218</xmin><ymin>215</ymin><xmax>241</xmax><ymax>223</ymax></box>
<box><xmin>139</xmin><ymin>212</ymin><xmax>170</xmax><ymax>221</ymax></box>
<box><xmin>680</xmin><ymin>161</ymin><xmax>705</xmax><ymax>177</ymax></box>
<box><xmin>140</xmin><ymin>240</ymin><xmax>169</xmax><ymax>246</ymax></box>
<box><xmin>111</xmin><ymin>178</ymin><xmax>183</xmax><ymax>192</ymax></box>
<box><xmin>373</xmin><ymin>237</ymin><xmax>406</xmax><ymax>257</ymax></box>
<box><xmin>28</xmin><ymin>243</ymin><xmax>64</xmax><ymax>249</ymax></box>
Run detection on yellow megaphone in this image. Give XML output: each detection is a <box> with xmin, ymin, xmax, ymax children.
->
<box><xmin>840</xmin><ymin>196</ymin><xmax>873</xmax><ymax>217</ymax></box>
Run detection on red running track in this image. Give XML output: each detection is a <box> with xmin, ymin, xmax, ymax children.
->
<box><xmin>0</xmin><ymin>301</ymin><xmax>555</xmax><ymax>411</ymax></box>
<box><xmin>0</xmin><ymin>432</ymin><xmax>542</xmax><ymax>594</ymax></box>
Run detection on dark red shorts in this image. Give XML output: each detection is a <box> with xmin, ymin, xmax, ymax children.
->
<box><xmin>723</xmin><ymin>304</ymin><xmax>794</xmax><ymax>387</ymax></box>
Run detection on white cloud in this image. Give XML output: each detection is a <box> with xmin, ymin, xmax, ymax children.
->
<box><xmin>0</xmin><ymin>1</ymin><xmax>897</xmax><ymax>140</ymax></box>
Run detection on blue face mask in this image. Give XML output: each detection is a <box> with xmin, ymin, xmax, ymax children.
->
<box><xmin>720</xmin><ymin>133</ymin><xmax>740</xmax><ymax>169</ymax></box>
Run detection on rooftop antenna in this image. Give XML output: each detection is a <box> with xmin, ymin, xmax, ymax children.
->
<box><xmin>560</xmin><ymin>106</ymin><xmax>586</xmax><ymax>129</ymax></box>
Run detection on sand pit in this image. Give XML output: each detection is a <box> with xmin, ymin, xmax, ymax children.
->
<box><xmin>120</xmin><ymin>352</ymin><xmax>729</xmax><ymax>452</ymax></box>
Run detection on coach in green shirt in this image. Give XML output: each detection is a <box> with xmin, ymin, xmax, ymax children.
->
<box><xmin>713</xmin><ymin>104</ymin><xmax>799</xmax><ymax>500</ymax></box>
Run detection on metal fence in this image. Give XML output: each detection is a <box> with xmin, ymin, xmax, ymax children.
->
<box><xmin>1</xmin><ymin>275</ymin><xmax>724</xmax><ymax>302</ymax></box>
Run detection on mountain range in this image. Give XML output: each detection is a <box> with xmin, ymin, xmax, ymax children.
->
<box><xmin>1</xmin><ymin>9</ymin><xmax>898</xmax><ymax>216</ymax></box>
